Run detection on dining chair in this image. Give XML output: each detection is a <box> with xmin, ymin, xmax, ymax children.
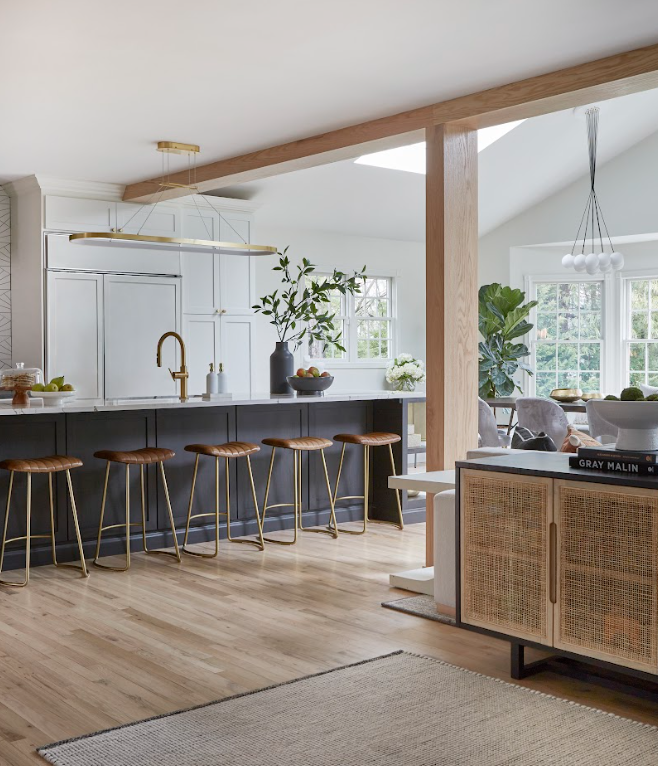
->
<box><xmin>478</xmin><ymin>397</ymin><xmax>512</xmax><ymax>448</ymax></box>
<box><xmin>515</xmin><ymin>397</ymin><xmax>569</xmax><ymax>448</ymax></box>
<box><xmin>586</xmin><ymin>400</ymin><xmax>618</xmax><ymax>444</ymax></box>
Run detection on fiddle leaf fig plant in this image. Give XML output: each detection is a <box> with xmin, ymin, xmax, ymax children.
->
<box><xmin>253</xmin><ymin>248</ymin><xmax>365</xmax><ymax>353</ymax></box>
<box><xmin>478</xmin><ymin>283</ymin><xmax>537</xmax><ymax>398</ymax></box>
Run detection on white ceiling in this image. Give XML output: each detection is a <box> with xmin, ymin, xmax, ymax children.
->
<box><xmin>2</xmin><ymin>0</ymin><xmax>658</xmax><ymax>185</ymax></box>
<box><xmin>219</xmin><ymin>87</ymin><xmax>658</xmax><ymax>240</ymax></box>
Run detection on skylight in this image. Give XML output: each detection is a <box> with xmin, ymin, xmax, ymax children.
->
<box><xmin>354</xmin><ymin>120</ymin><xmax>525</xmax><ymax>174</ymax></box>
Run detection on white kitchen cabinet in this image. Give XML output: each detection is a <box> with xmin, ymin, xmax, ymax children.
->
<box><xmin>46</xmin><ymin>271</ymin><xmax>104</xmax><ymax>399</ymax></box>
<box><xmin>182</xmin><ymin>207</ymin><xmax>219</xmax><ymax>240</ymax></box>
<box><xmin>181</xmin><ymin>250</ymin><xmax>220</xmax><ymax>315</ymax></box>
<box><xmin>220</xmin><ymin>215</ymin><xmax>255</xmax><ymax>314</ymax></box>
<box><xmin>184</xmin><ymin>315</ymin><xmax>220</xmax><ymax>396</ymax></box>
<box><xmin>116</xmin><ymin>202</ymin><xmax>181</xmax><ymax>238</ymax></box>
<box><xmin>220</xmin><ymin>315</ymin><xmax>254</xmax><ymax>394</ymax></box>
<box><xmin>182</xmin><ymin>314</ymin><xmax>254</xmax><ymax>395</ymax></box>
<box><xmin>104</xmin><ymin>274</ymin><xmax>181</xmax><ymax>399</ymax></box>
<box><xmin>45</xmin><ymin>196</ymin><xmax>116</xmax><ymax>233</ymax></box>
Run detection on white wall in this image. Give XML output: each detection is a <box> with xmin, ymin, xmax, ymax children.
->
<box><xmin>252</xmin><ymin>224</ymin><xmax>425</xmax><ymax>392</ymax></box>
<box><xmin>478</xmin><ymin>128</ymin><xmax>658</xmax><ymax>288</ymax></box>
<box><xmin>0</xmin><ymin>187</ymin><xmax>10</xmax><ymax>369</ymax></box>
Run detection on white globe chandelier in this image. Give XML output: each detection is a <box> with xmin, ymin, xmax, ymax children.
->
<box><xmin>562</xmin><ymin>107</ymin><xmax>624</xmax><ymax>276</ymax></box>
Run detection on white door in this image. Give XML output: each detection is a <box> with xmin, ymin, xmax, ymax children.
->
<box><xmin>104</xmin><ymin>274</ymin><xmax>181</xmax><ymax>399</ymax></box>
<box><xmin>182</xmin><ymin>207</ymin><xmax>219</xmax><ymax>240</ymax></box>
<box><xmin>219</xmin><ymin>216</ymin><xmax>254</xmax><ymax>314</ymax></box>
<box><xmin>181</xmin><ymin>250</ymin><xmax>220</xmax><ymax>314</ymax></box>
<box><xmin>46</xmin><ymin>271</ymin><xmax>104</xmax><ymax>399</ymax></box>
<box><xmin>45</xmin><ymin>196</ymin><xmax>117</xmax><ymax>233</ymax></box>
<box><xmin>117</xmin><ymin>202</ymin><xmax>181</xmax><ymax>238</ymax></box>
<box><xmin>220</xmin><ymin>315</ymin><xmax>254</xmax><ymax>395</ymax></box>
<box><xmin>183</xmin><ymin>315</ymin><xmax>220</xmax><ymax>396</ymax></box>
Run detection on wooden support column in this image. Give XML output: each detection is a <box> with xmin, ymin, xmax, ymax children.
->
<box><xmin>425</xmin><ymin>123</ymin><xmax>479</xmax><ymax>566</ymax></box>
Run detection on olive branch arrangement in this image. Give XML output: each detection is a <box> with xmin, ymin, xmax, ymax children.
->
<box><xmin>253</xmin><ymin>248</ymin><xmax>365</xmax><ymax>353</ymax></box>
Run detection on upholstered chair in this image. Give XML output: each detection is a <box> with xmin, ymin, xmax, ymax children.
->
<box><xmin>515</xmin><ymin>397</ymin><xmax>569</xmax><ymax>448</ymax></box>
<box><xmin>586</xmin><ymin>400</ymin><xmax>618</xmax><ymax>444</ymax></box>
<box><xmin>477</xmin><ymin>397</ymin><xmax>511</xmax><ymax>448</ymax></box>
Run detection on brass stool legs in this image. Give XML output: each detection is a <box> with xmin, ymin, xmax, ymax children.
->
<box><xmin>331</xmin><ymin>442</ymin><xmax>403</xmax><ymax>534</ymax></box>
<box><xmin>183</xmin><ymin>454</ymin><xmax>264</xmax><ymax>557</ymax></box>
<box><xmin>261</xmin><ymin>448</ymin><xmax>338</xmax><ymax>545</ymax></box>
<box><xmin>94</xmin><ymin>461</ymin><xmax>181</xmax><ymax>571</ymax></box>
<box><xmin>0</xmin><ymin>470</ymin><xmax>89</xmax><ymax>587</ymax></box>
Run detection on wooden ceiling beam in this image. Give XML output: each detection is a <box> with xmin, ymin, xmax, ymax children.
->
<box><xmin>123</xmin><ymin>42</ymin><xmax>658</xmax><ymax>202</ymax></box>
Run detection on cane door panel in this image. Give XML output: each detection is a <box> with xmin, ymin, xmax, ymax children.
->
<box><xmin>554</xmin><ymin>480</ymin><xmax>658</xmax><ymax>674</ymax></box>
<box><xmin>460</xmin><ymin>469</ymin><xmax>553</xmax><ymax>646</ymax></box>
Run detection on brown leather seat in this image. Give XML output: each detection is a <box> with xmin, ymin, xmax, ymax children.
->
<box><xmin>0</xmin><ymin>455</ymin><xmax>83</xmax><ymax>473</ymax></box>
<box><xmin>185</xmin><ymin>441</ymin><xmax>260</xmax><ymax>458</ymax></box>
<box><xmin>262</xmin><ymin>436</ymin><xmax>332</xmax><ymax>451</ymax></box>
<box><xmin>334</xmin><ymin>432</ymin><xmax>401</xmax><ymax>446</ymax></box>
<box><xmin>94</xmin><ymin>447</ymin><xmax>175</xmax><ymax>464</ymax></box>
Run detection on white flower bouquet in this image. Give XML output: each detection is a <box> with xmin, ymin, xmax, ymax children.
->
<box><xmin>385</xmin><ymin>353</ymin><xmax>426</xmax><ymax>392</ymax></box>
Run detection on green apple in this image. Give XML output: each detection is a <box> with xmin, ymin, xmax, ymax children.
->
<box><xmin>45</xmin><ymin>383</ymin><xmax>59</xmax><ymax>392</ymax></box>
<box><xmin>296</xmin><ymin>368</ymin><xmax>306</xmax><ymax>377</ymax></box>
<box><xmin>305</xmin><ymin>372</ymin><xmax>314</xmax><ymax>378</ymax></box>
<box><xmin>61</xmin><ymin>383</ymin><xmax>75</xmax><ymax>392</ymax></box>
<box><xmin>309</xmin><ymin>366</ymin><xmax>320</xmax><ymax>377</ymax></box>
<box><xmin>31</xmin><ymin>383</ymin><xmax>44</xmax><ymax>392</ymax></box>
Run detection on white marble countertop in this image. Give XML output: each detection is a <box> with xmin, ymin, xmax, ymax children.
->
<box><xmin>0</xmin><ymin>390</ymin><xmax>426</xmax><ymax>416</ymax></box>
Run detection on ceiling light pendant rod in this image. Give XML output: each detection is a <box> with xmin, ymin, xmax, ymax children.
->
<box><xmin>562</xmin><ymin>107</ymin><xmax>623</xmax><ymax>275</ymax></box>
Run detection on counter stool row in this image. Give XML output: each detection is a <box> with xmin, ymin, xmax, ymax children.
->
<box><xmin>0</xmin><ymin>431</ymin><xmax>403</xmax><ymax>586</ymax></box>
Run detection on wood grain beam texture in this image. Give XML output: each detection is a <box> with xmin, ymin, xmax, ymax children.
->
<box><xmin>123</xmin><ymin>43</ymin><xmax>658</xmax><ymax>201</ymax></box>
<box><xmin>425</xmin><ymin>124</ymin><xmax>479</xmax><ymax>566</ymax></box>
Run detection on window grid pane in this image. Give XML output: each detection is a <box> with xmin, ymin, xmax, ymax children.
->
<box><xmin>625</xmin><ymin>279</ymin><xmax>658</xmax><ymax>386</ymax></box>
<box><xmin>533</xmin><ymin>280</ymin><xmax>603</xmax><ymax>397</ymax></box>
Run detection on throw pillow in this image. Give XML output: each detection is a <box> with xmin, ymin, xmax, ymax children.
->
<box><xmin>512</xmin><ymin>426</ymin><xmax>557</xmax><ymax>452</ymax></box>
<box><xmin>560</xmin><ymin>425</ymin><xmax>601</xmax><ymax>453</ymax></box>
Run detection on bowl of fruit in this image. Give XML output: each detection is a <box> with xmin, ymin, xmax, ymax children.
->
<box><xmin>30</xmin><ymin>376</ymin><xmax>76</xmax><ymax>406</ymax></box>
<box><xmin>288</xmin><ymin>367</ymin><xmax>334</xmax><ymax>396</ymax></box>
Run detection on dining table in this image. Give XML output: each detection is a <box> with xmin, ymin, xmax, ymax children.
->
<box><xmin>485</xmin><ymin>396</ymin><xmax>587</xmax><ymax>434</ymax></box>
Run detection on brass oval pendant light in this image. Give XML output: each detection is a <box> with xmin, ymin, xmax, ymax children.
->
<box><xmin>69</xmin><ymin>142</ymin><xmax>277</xmax><ymax>257</ymax></box>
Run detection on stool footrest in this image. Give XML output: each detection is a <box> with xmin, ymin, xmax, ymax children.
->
<box><xmin>4</xmin><ymin>534</ymin><xmax>51</xmax><ymax>544</ymax></box>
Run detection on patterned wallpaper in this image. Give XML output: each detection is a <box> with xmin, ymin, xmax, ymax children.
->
<box><xmin>0</xmin><ymin>188</ymin><xmax>10</xmax><ymax>369</ymax></box>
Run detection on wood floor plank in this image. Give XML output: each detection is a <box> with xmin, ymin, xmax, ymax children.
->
<box><xmin>0</xmin><ymin>523</ymin><xmax>657</xmax><ymax>765</ymax></box>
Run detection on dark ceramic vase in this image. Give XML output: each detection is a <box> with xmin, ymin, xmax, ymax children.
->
<box><xmin>270</xmin><ymin>341</ymin><xmax>294</xmax><ymax>395</ymax></box>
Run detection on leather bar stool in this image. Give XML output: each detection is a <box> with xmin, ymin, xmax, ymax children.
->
<box><xmin>261</xmin><ymin>436</ymin><xmax>338</xmax><ymax>545</ymax></box>
<box><xmin>93</xmin><ymin>447</ymin><xmax>180</xmax><ymax>571</ymax></box>
<box><xmin>182</xmin><ymin>441</ymin><xmax>264</xmax><ymax>556</ymax></box>
<box><xmin>0</xmin><ymin>455</ymin><xmax>88</xmax><ymax>587</ymax></box>
<box><xmin>332</xmin><ymin>432</ymin><xmax>403</xmax><ymax>534</ymax></box>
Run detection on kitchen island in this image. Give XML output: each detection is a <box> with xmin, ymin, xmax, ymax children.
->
<box><xmin>0</xmin><ymin>391</ymin><xmax>425</xmax><ymax>570</ymax></box>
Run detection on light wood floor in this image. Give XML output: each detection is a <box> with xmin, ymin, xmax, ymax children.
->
<box><xmin>1</xmin><ymin>523</ymin><xmax>657</xmax><ymax>764</ymax></box>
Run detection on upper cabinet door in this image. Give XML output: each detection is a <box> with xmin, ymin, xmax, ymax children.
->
<box><xmin>117</xmin><ymin>202</ymin><xmax>181</xmax><ymax>238</ymax></box>
<box><xmin>182</xmin><ymin>207</ymin><xmax>219</xmax><ymax>241</ymax></box>
<box><xmin>181</xmin><ymin>249</ymin><xmax>220</xmax><ymax>314</ymax></box>
<box><xmin>219</xmin><ymin>215</ymin><xmax>254</xmax><ymax>314</ymax></box>
<box><xmin>46</xmin><ymin>271</ymin><xmax>104</xmax><ymax>399</ymax></box>
<box><xmin>104</xmin><ymin>274</ymin><xmax>181</xmax><ymax>399</ymax></box>
<box><xmin>45</xmin><ymin>196</ymin><xmax>116</xmax><ymax>233</ymax></box>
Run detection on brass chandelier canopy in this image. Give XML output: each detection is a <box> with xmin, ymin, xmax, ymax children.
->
<box><xmin>69</xmin><ymin>142</ymin><xmax>277</xmax><ymax>257</ymax></box>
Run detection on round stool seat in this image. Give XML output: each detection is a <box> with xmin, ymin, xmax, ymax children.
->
<box><xmin>94</xmin><ymin>447</ymin><xmax>175</xmax><ymax>464</ymax></box>
<box><xmin>185</xmin><ymin>441</ymin><xmax>260</xmax><ymax>458</ymax></box>
<box><xmin>262</xmin><ymin>436</ymin><xmax>332</xmax><ymax>451</ymax></box>
<box><xmin>0</xmin><ymin>455</ymin><xmax>83</xmax><ymax>473</ymax></box>
<box><xmin>334</xmin><ymin>432</ymin><xmax>401</xmax><ymax>446</ymax></box>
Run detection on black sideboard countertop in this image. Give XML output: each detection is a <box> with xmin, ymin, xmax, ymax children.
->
<box><xmin>457</xmin><ymin>451</ymin><xmax>658</xmax><ymax>491</ymax></box>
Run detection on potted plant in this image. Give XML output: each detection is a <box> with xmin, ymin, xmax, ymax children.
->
<box><xmin>478</xmin><ymin>283</ymin><xmax>537</xmax><ymax>399</ymax></box>
<box><xmin>253</xmin><ymin>249</ymin><xmax>364</xmax><ymax>394</ymax></box>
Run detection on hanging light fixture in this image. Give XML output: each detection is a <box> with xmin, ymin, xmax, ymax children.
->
<box><xmin>562</xmin><ymin>107</ymin><xmax>623</xmax><ymax>275</ymax></box>
<box><xmin>69</xmin><ymin>142</ymin><xmax>277</xmax><ymax>256</ymax></box>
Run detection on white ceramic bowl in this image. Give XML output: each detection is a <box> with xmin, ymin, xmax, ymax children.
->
<box><xmin>30</xmin><ymin>390</ymin><xmax>77</xmax><ymax>407</ymax></box>
<box><xmin>589</xmin><ymin>400</ymin><xmax>658</xmax><ymax>451</ymax></box>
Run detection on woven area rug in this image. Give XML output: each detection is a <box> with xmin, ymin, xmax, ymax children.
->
<box><xmin>381</xmin><ymin>594</ymin><xmax>456</xmax><ymax>625</ymax></box>
<box><xmin>38</xmin><ymin>651</ymin><xmax>658</xmax><ymax>766</ymax></box>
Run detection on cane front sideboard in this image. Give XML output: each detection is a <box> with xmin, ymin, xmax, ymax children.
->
<box><xmin>456</xmin><ymin>452</ymin><xmax>658</xmax><ymax>685</ymax></box>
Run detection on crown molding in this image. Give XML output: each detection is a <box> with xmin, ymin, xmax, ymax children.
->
<box><xmin>177</xmin><ymin>194</ymin><xmax>259</xmax><ymax>214</ymax></box>
<box><xmin>4</xmin><ymin>175</ymin><xmax>125</xmax><ymax>201</ymax></box>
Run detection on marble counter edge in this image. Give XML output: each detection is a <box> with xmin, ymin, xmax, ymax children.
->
<box><xmin>0</xmin><ymin>391</ymin><xmax>426</xmax><ymax>416</ymax></box>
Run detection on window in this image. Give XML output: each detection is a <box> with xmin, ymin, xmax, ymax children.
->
<box><xmin>532</xmin><ymin>280</ymin><xmax>603</xmax><ymax>397</ymax></box>
<box><xmin>307</xmin><ymin>275</ymin><xmax>395</xmax><ymax>363</ymax></box>
<box><xmin>625</xmin><ymin>278</ymin><xmax>658</xmax><ymax>387</ymax></box>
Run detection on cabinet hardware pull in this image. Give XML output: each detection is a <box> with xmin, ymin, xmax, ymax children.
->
<box><xmin>549</xmin><ymin>521</ymin><xmax>557</xmax><ymax>604</ymax></box>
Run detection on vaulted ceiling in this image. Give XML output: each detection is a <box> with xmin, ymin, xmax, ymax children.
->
<box><xmin>2</xmin><ymin>0</ymin><xmax>658</xmax><ymax>187</ymax></box>
<box><xmin>218</xmin><ymin>87</ymin><xmax>658</xmax><ymax>240</ymax></box>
